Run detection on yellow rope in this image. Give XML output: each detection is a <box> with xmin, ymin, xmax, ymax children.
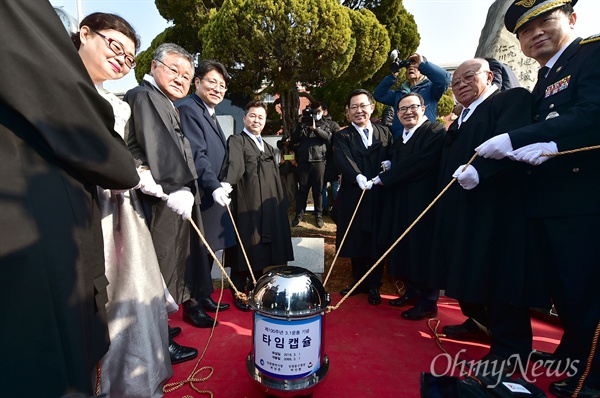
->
<box><xmin>326</xmin><ymin>152</ymin><xmax>479</xmax><ymax>312</ymax></box>
<box><xmin>162</xmin><ymin>270</ymin><xmax>226</xmax><ymax>397</ymax></box>
<box><xmin>95</xmin><ymin>362</ymin><xmax>101</xmax><ymax>395</ymax></box>
<box><xmin>188</xmin><ymin>218</ymin><xmax>247</xmax><ymax>303</ymax></box>
<box><xmin>226</xmin><ymin>204</ymin><xmax>257</xmax><ymax>286</ymax></box>
<box><xmin>323</xmin><ymin>189</ymin><xmax>366</xmax><ymax>287</ymax></box>
<box><xmin>541</xmin><ymin>144</ymin><xmax>600</xmax><ymax>157</ymax></box>
<box><xmin>573</xmin><ymin>319</ymin><xmax>600</xmax><ymax>397</ymax></box>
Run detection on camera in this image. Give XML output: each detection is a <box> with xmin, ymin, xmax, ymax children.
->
<box><xmin>301</xmin><ymin>106</ymin><xmax>316</xmax><ymax>127</ymax></box>
<box><xmin>389</xmin><ymin>49</ymin><xmax>412</xmax><ymax>73</ymax></box>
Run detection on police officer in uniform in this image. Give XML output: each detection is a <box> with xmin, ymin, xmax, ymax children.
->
<box><xmin>477</xmin><ymin>1</ymin><xmax>600</xmax><ymax>396</ymax></box>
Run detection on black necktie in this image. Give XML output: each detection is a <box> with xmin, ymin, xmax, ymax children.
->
<box><xmin>537</xmin><ymin>66</ymin><xmax>549</xmax><ymax>83</ymax></box>
<box><xmin>461</xmin><ymin>108</ymin><xmax>470</xmax><ymax>123</ymax></box>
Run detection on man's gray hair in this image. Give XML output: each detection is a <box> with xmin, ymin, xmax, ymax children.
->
<box><xmin>154</xmin><ymin>43</ymin><xmax>193</xmax><ymax>66</ymax></box>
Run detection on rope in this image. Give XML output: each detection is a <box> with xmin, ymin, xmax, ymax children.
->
<box><xmin>326</xmin><ymin>152</ymin><xmax>479</xmax><ymax>312</ymax></box>
<box><xmin>162</xmin><ymin>271</ymin><xmax>226</xmax><ymax>397</ymax></box>
<box><xmin>95</xmin><ymin>362</ymin><xmax>101</xmax><ymax>395</ymax></box>
<box><xmin>226</xmin><ymin>204</ymin><xmax>257</xmax><ymax>286</ymax></box>
<box><xmin>187</xmin><ymin>218</ymin><xmax>248</xmax><ymax>305</ymax></box>
<box><xmin>572</xmin><ymin>319</ymin><xmax>600</xmax><ymax>397</ymax></box>
<box><xmin>541</xmin><ymin>144</ymin><xmax>600</xmax><ymax>157</ymax></box>
<box><xmin>323</xmin><ymin>189</ymin><xmax>366</xmax><ymax>287</ymax></box>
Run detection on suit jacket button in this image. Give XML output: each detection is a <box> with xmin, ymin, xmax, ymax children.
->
<box><xmin>549</xmin><ymin>104</ymin><xmax>555</xmax><ymax>109</ymax></box>
<box><xmin>534</xmin><ymin>115</ymin><xmax>540</xmax><ymax>121</ymax></box>
<box><xmin>572</xmin><ymin>168</ymin><xmax>580</xmax><ymax>173</ymax></box>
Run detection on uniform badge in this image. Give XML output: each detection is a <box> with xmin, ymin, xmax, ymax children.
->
<box><xmin>515</xmin><ymin>0</ymin><xmax>535</xmax><ymax>7</ymax></box>
<box><xmin>580</xmin><ymin>33</ymin><xmax>600</xmax><ymax>45</ymax></box>
<box><xmin>545</xmin><ymin>75</ymin><xmax>571</xmax><ymax>98</ymax></box>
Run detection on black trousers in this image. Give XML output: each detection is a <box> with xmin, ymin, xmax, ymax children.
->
<box><xmin>295</xmin><ymin>161</ymin><xmax>325</xmax><ymax>216</ymax></box>
<box><xmin>531</xmin><ymin>213</ymin><xmax>600</xmax><ymax>386</ymax></box>
<box><xmin>183</xmin><ymin>209</ymin><xmax>214</xmax><ymax>303</ymax></box>
<box><xmin>351</xmin><ymin>257</ymin><xmax>383</xmax><ymax>289</ymax></box>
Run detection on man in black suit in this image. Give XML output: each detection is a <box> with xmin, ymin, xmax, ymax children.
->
<box><xmin>0</xmin><ymin>1</ymin><xmax>140</xmax><ymax>394</ymax></box>
<box><xmin>373</xmin><ymin>93</ymin><xmax>446</xmax><ymax>321</ymax></box>
<box><xmin>334</xmin><ymin>89</ymin><xmax>393</xmax><ymax>306</ymax></box>
<box><xmin>430</xmin><ymin>58</ymin><xmax>546</xmax><ymax>367</ymax></box>
<box><xmin>125</xmin><ymin>43</ymin><xmax>201</xmax><ymax>363</ymax></box>
<box><xmin>477</xmin><ymin>1</ymin><xmax>600</xmax><ymax>396</ymax></box>
<box><xmin>177</xmin><ymin>60</ymin><xmax>235</xmax><ymax>314</ymax></box>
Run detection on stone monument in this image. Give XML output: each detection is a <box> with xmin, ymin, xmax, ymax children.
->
<box><xmin>475</xmin><ymin>0</ymin><xmax>540</xmax><ymax>91</ymax></box>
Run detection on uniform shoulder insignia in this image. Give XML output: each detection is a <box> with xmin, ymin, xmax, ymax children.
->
<box><xmin>580</xmin><ymin>34</ymin><xmax>600</xmax><ymax>45</ymax></box>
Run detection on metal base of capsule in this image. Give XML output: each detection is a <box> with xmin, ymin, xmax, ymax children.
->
<box><xmin>246</xmin><ymin>352</ymin><xmax>329</xmax><ymax>397</ymax></box>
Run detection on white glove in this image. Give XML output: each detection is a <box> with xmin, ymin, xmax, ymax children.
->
<box><xmin>166</xmin><ymin>187</ymin><xmax>194</xmax><ymax>220</ymax></box>
<box><xmin>137</xmin><ymin>169</ymin><xmax>168</xmax><ymax>200</ymax></box>
<box><xmin>452</xmin><ymin>164</ymin><xmax>479</xmax><ymax>190</ymax></box>
<box><xmin>381</xmin><ymin>160</ymin><xmax>392</xmax><ymax>171</ymax></box>
<box><xmin>507</xmin><ymin>142</ymin><xmax>557</xmax><ymax>166</ymax></box>
<box><xmin>220</xmin><ymin>182</ymin><xmax>233</xmax><ymax>194</ymax></box>
<box><xmin>475</xmin><ymin>133</ymin><xmax>513</xmax><ymax>160</ymax></box>
<box><xmin>356</xmin><ymin>174</ymin><xmax>373</xmax><ymax>190</ymax></box>
<box><xmin>372</xmin><ymin>176</ymin><xmax>383</xmax><ymax>185</ymax></box>
<box><xmin>212</xmin><ymin>187</ymin><xmax>231</xmax><ymax>207</ymax></box>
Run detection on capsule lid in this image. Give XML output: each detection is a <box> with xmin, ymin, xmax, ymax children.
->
<box><xmin>249</xmin><ymin>266</ymin><xmax>330</xmax><ymax>317</ymax></box>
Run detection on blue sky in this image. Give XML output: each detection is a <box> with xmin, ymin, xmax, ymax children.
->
<box><xmin>50</xmin><ymin>0</ymin><xmax>599</xmax><ymax>93</ymax></box>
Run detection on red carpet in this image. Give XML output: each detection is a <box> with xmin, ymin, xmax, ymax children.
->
<box><xmin>165</xmin><ymin>290</ymin><xmax>563</xmax><ymax>397</ymax></box>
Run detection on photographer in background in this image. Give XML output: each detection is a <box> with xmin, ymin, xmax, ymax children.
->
<box><xmin>374</xmin><ymin>52</ymin><xmax>451</xmax><ymax>140</ymax></box>
<box><xmin>290</xmin><ymin>101</ymin><xmax>334</xmax><ymax>228</ymax></box>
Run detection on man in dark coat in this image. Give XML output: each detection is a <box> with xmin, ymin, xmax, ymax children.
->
<box><xmin>477</xmin><ymin>1</ymin><xmax>600</xmax><ymax>395</ymax></box>
<box><xmin>334</xmin><ymin>89</ymin><xmax>393</xmax><ymax>306</ymax></box>
<box><xmin>177</xmin><ymin>60</ymin><xmax>234</xmax><ymax>316</ymax></box>
<box><xmin>0</xmin><ymin>1</ymin><xmax>139</xmax><ymax>394</ymax></box>
<box><xmin>125</xmin><ymin>43</ymin><xmax>201</xmax><ymax>361</ymax></box>
<box><xmin>290</xmin><ymin>101</ymin><xmax>335</xmax><ymax>228</ymax></box>
<box><xmin>430</xmin><ymin>59</ymin><xmax>546</xmax><ymax>365</ymax></box>
<box><xmin>221</xmin><ymin>101</ymin><xmax>294</xmax><ymax>310</ymax></box>
<box><xmin>374</xmin><ymin>93</ymin><xmax>446</xmax><ymax>320</ymax></box>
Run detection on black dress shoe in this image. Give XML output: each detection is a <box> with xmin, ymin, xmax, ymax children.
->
<box><xmin>368</xmin><ymin>288</ymin><xmax>382</xmax><ymax>305</ymax></box>
<box><xmin>401</xmin><ymin>306</ymin><xmax>438</xmax><ymax>320</ymax></box>
<box><xmin>340</xmin><ymin>283</ymin><xmax>369</xmax><ymax>296</ymax></box>
<box><xmin>200</xmin><ymin>297</ymin><xmax>230</xmax><ymax>312</ymax></box>
<box><xmin>389</xmin><ymin>294</ymin><xmax>416</xmax><ymax>307</ymax></box>
<box><xmin>549</xmin><ymin>377</ymin><xmax>600</xmax><ymax>398</ymax></box>
<box><xmin>169</xmin><ymin>339</ymin><xmax>198</xmax><ymax>364</ymax></box>
<box><xmin>442</xmin><ymin>323</ymin><xmax>490</xmax><ymax>342</ymax></box>
<box><xmin>233</xmin><ymin>296</ymin><xmax>251</xmax><ymax>312</ymax></box>
<box><xmin>183</xmin><ymin>302</ymin><xmax>217</xmax><ymax>328</ymax></box>
<box><xmin>169</xmin><ymin>326</ymin><xmax>182</xmax><ymax>339</ymax></box>
<box><xmin>473</xmin><ymin>353</ymin><xmax>518</xmax><ymax>382</ymax></box>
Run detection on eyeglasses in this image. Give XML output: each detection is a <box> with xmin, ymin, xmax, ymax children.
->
<box><xmin>94</xmin><ymin>31</ymin><xmax>136</xmax><ymax>69</ymax></box>
<box><xmin>155</xmin><ymin>59</ymin><xmax>191</xmax><ymax>84</ymax></box>
<box><xmin>451</xmin><ymin>70</ymin><xmax>488</xmax><ymax>88</ymax></box>
<box><xmin>398</xmin><ymin>104</ymin><xmax>421</xmax><ymax>114</ymax></box>
<box><xmin>348</xmin><ymin>103</ymin><xmax>372</xmax><ymax>112</ymax></box>
<box><xmin>201</xmin><ymin>77</ymin><xmax>228</xmax><ymax>92</ymax></box>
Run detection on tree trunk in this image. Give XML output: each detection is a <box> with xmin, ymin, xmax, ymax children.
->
<box><xmin>279</xmin><ymin>88</ymin><xmax>300</xmax><ymax>140</ymax></box>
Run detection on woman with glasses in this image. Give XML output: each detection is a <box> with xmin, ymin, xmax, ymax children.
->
<box><xmin>72</xmin><ymin>13</ymin><xmax>173</xmax><ymax>396</ymax></box>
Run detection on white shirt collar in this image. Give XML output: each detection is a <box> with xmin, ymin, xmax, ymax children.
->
<box><xmin>458</xmin><ymin>84</ymin><xmax>498</xmax><ymax>127</ymax></box>
<box><xmin>243</xmin><ymin>128</ymin><xmax>264</xmax><ymax>152</ymax></box>
<box><xmin>201</xmin><ymin>98</ymin><xmax>215</xmax><ymax>115</ymax></box>
<box><xmin>352</xmin><ymin>122</ymin><xmax>373</xmax><ymax>148</ymax></box>
<box><xmin>143</xmin><ymin>74</ymin><xmax>174</xmax><ymax>107</ymax></box>
<box><xmin>541</xmin><ymin>37</ymin><xmax>576</xmax><ymax>76</ymax></box>
<box><xmin>402</xmin><ymin>116</ymin><xmax>428</xmax><ymax>144</ymax></box>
